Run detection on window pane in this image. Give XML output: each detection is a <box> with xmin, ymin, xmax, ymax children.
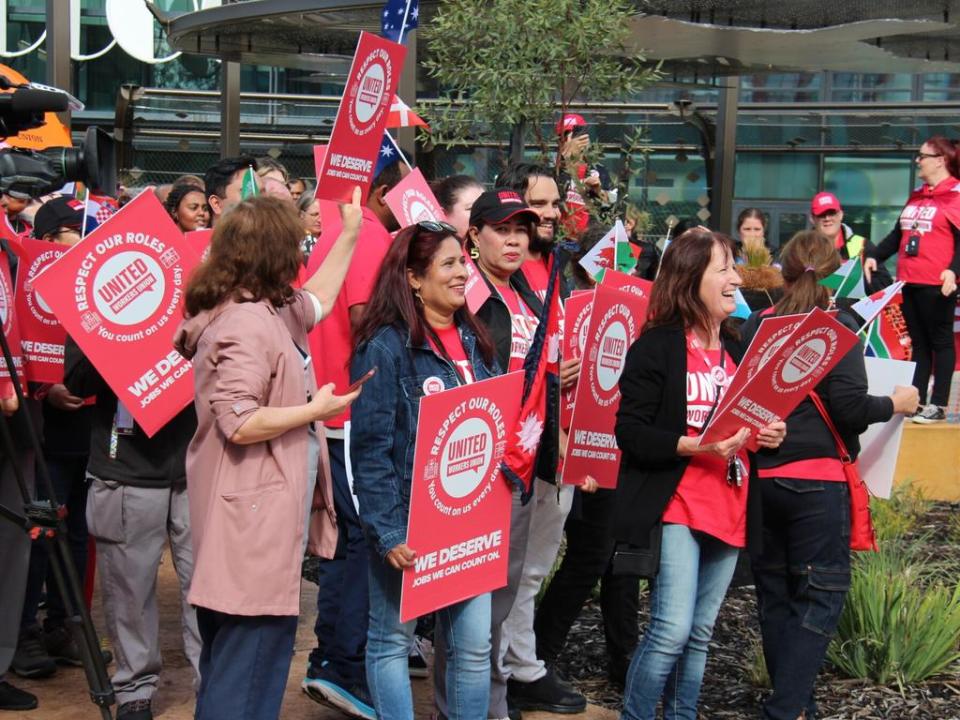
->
<box><xmin>830</xmin><ymin>73</ymin><xmax>912</xmax><ymax>102</ymax></box>
<box><xmin>739</xmin><ymin>73</ymin><xmax>822</xmax><ymax>103</ymax></box>
<box><xmin>734</xmin><ymin>154</ymin><xmax>818</xmax><ymax>199</ymax></box>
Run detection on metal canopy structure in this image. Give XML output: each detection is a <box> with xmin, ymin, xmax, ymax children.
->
<box><xmin>152</xmin><ymin>0</ymin><xmax>960</xmax><ymax>230</ymax></box>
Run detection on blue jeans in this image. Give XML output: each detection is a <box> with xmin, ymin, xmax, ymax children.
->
<box><xmin>309</xmin><ymin>438</ymin><xmax>369</xmax><ymax>685</ymax></box>
<box><xmin>751</xmin><ymin>478</ymin><xmax>850</xmax><ymax>720</ymax></box>
<box><xmin>194</xmin><ymin>607</ymin><xmax>297</xmax><ymax>720</ymax></box>
<box><xmin>622</xmin><ymin>524</ymin><xmax>739</xmax><ymax>720</ymax></box>
<box><xmin>366</xmin><ymin>554</ymin><xmax>491</xmax><ymax>720</ymax></box>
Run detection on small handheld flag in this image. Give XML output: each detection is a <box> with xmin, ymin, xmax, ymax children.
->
<box><xmin>240</xmin><ymin>166</ymin><xmax>259</xmax><ymax>199</ymax></box>
<box><xmin>731</xmin><ymin>288</ymin><xmax>752</xmax><ymax>320</ymax></box>
<box><xmin>850</xmin><ymin>281</ymin><xmax>905</xmax><ymax>330</ymax></box>
<box><xmin>387</xmin><ymin>95</ymin><xmax>429</xmax><ymax>129</ymax></box>
<box><xmin>819</xmin><ymin>257</ymin><xmax>866</xmax><ymax>299</ymax></box>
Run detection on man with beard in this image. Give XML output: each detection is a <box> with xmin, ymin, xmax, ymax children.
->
<box><xmin>492</xmin><ymin>163</ymin><xmax>587</xmax><ymax>716</ymax></box>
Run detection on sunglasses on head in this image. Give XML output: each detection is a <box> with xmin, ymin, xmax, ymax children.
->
<box><xmin>416</xmin><ymin>220</ymin><xmax>458</xmax><ymax>234</ymax></box>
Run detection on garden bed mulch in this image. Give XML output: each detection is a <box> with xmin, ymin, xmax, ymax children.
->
<box><xmin>554</xmin><ymin>502</ymin><xmax>960</xmax><ymax>720</ymax></box>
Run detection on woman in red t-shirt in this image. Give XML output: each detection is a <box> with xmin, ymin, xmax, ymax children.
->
<box><xmin>865</xmin><ymin>135</ymin><xmax>960</xmax><ymax>422</ymax></box>
<box><xmin>614</xmin><ymin>230</ymin><xmax>786</xmax><ymax>720</ymax></box>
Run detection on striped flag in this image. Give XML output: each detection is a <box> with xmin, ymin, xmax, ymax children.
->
<box><xmin>499</xmin><ymin>243</ymin><xmax>565</xmax><ymax>498</ymax></box>
<box><xmin>862</xmin><ymin>303</ymin><xmax>911</xmax><ymax>361</ymax></box>
<box><xmin>240</xmin><ymin>166</ymin><xmax>259</xmax><ymax>199</ymax></box>
<box><xmin>819</xmin><ymin>257</ymin><xmax>866</xmax><ymax>299</ymax></box>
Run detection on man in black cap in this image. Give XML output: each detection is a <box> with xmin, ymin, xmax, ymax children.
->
<box><xmin>31</xmin><ymin>196</ymin><xmax>85</xmax><ymax>246</ymax></box>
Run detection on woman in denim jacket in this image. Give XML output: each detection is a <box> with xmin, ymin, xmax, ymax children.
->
<box><xmin>350</xmin><ymin>221</ymin><xmax>500</xmax><ymax>720</ymax></box>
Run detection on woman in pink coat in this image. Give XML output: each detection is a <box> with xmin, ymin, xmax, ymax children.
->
<box><xmin>175</xmin><ymin>191</ymin><xmax>362</xmax><ymax>720</ymax></box>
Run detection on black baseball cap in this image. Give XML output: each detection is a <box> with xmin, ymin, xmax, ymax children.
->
<box><xmin>33</xmin><ymin>196</ymin><xmax>84</xmax><ymax>239</ymax></box>
<box><xmin>469</xmin><ymin>189</ymin><xmax>539</xmax><ymax>228</ymax></box>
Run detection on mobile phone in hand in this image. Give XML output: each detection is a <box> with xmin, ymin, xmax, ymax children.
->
<box><xmin>347</xmin><ymin>367</ymin><xmax>377</xmax><ymax>393</ymax></box>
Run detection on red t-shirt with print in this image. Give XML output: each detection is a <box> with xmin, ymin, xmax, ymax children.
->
<box><xmin>431</xmin><ymin>324</ymin><xmax>475</xmax><ymax>384</ymax></box>
<box><xmin>662</xmin><ymin>342</ymin><xmax>749</xmax><ymax>548</ymax></box>
<box><xmin>498</xmin><ymin>285</ymin><xmax>538</xmax><ymax>373</ymax></box>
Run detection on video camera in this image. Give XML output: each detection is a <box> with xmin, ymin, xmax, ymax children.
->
<box><xmin>0</xmin><ymin>78</ymin><xmax>115</xmax><ymax>199</ymax></box>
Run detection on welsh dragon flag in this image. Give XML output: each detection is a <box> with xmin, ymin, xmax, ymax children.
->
<box><xmin>578</xmin><ymin>220</ymin><xmax>634</xmax><ymax>281</ymax></box>
<box><xmin>819</xmin><ymin>257</ymin><xmax>866</xmax><ymax>299</ymax></box>
<box><xmin>499</xmin><ymin>244</ymin><xmax>565</xmax><ymax>498</ymax></box>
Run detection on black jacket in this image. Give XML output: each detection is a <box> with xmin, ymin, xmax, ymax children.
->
<box><xmin>63</xmin><ymin>335</ymin><xmax>196</xmax><ymax>488</ymax></box>
<box><xmin>612</xmin><ymin>324</ymin><xmax>763</xmax><ymax>550</ymax></box>
<box><xmin>474</xmin><ymin>268</ymin><xmax>560</xmax><ymax>486</ymax></box>
<box><xmin>739</xmin><ymin>309</ymin><xmax>893</xmax><ymax>468</ymax></box>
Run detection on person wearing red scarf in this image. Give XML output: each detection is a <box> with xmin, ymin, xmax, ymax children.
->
<box><xmin>866</xmin><ymin>135</ymin><xmax>960</xmax><ymax>423</ymax></box>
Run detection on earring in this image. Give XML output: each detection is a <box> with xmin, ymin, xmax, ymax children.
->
<box><xmin>414</xmin><ymin>288</ymin><xmax>423</xmax><ymax>303</ymax></box>
<box><xmin>469</xmin><ymin>244</ymin><xmax>480</xmax><ymax>260</ymax></box>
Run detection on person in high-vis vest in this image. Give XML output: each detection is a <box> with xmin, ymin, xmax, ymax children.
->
<box><xmin>810</xmin><ymin>192</ymin><xmax>892</xmax><ymax>294</ymax></box>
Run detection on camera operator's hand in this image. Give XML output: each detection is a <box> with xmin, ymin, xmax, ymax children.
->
<box><xmin>46</xmin><ymin>383</ymin><xmax>85</xmax><ymax>411</ymax></box>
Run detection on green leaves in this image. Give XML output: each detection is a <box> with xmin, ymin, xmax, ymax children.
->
<box><xmin>420</xmin><ymin>0</ymin><xmax>660</xmax><ymax>150</ymax></box>
<box><xmin>827</xmin><ymin>544</ymin><xmax>960</xmax><ymax>690</ymax></box>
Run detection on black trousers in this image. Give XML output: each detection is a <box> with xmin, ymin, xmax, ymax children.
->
<box><xmin>901</xmin><ymin>283</ymin><xmax>957</xmax><ymax>406</ymax></box>
<box><xmin>534</xmin><ymin>489</ymin><xmax>639</xmax><ymax>675</ymax></box>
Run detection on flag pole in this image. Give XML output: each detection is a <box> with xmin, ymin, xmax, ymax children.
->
<box><xmin>385</xmin><ymin>131</ymin><xmax>414</xmax><ymax>171</ymax></box>
<box><xmin>81</xmin><ymin>187</ymin><xmax>92</xmax><ymax>241</ymax></box>
<box><xmin>398</xmin><ymin>0</ymin><xmax>414</xmax><ymax>44</ymax></box>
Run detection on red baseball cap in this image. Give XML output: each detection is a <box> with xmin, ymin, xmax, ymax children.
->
<box><xmin>810</xmin><ymin>192</ymin><xmax>842</xmax><ymax>216</ymax></box>
<box><xmin>555</xmin><ymin>113</ymin><xmax>587</xmax><ymax>136</ymax></box>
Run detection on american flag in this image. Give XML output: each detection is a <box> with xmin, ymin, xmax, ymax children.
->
<box><xmin>381</xmin><ymin>0</ymin><xmax>419</xmax><ymax>44</ymax></box>
<box><xmin>499</xmin><ymin>244</ymin><xmax>567</xmax><ymax>498</ymax></box>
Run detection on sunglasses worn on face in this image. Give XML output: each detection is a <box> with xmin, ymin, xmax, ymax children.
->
<box><xmin>417</xmin><ymin>220</ymin><xmax>458</xmax><ymax>234</ymax></box>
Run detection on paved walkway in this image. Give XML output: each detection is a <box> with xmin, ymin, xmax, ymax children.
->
<box><xmin>9</xmin><ymin>551</ymin><xmax>616</xmax><ymax>720</ymax></box>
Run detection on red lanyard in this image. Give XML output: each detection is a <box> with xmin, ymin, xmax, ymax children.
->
<box><xmin>686</xmin><ymin>331</ymin><xmax>730</xmax><ymax>398</ymax></box>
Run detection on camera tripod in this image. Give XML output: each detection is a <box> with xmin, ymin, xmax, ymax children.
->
<box><xmin>0</xmin><ymin>324</ymin><xmax>114</xmax><ymax>719</ymax></box>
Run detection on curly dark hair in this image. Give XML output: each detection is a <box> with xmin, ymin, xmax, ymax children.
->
<box><xmin>164</xmin><ymin>183</ymin><xmax>205</xmax><ymax>225</ymax></box>
<box><xmin>184</xmin><ymin>196</ymin><xmax>303</xmax><ymax>316</ymax></box>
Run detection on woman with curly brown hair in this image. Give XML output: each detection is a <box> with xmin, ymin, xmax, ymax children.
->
<box><xmin>174</xmin><ymin>191</ymin><xmax>362</xmax><ymax>720</ymax></box>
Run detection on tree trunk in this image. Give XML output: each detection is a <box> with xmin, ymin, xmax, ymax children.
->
<box><xmin>509</xmin><ymin>119</ymin><xmax>527</xmax><ymax>163</ymax></box>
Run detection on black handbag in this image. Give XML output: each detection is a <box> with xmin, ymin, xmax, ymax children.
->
<box><xmin>612</xmin><ymin>520</ymin><xmax>662</xmax><ymax>580</ymax></box>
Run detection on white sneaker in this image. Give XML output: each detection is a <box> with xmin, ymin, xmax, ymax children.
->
<box><xmin>911</xmin><ymin>404</ymin><xmax>946</xmax><ymax>424</ymax></box>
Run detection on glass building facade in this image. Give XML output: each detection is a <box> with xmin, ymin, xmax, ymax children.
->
<box><xmin>5</xmin><ymin>2</ymin><xmax>960</xmax><ymax>248</ymax></box>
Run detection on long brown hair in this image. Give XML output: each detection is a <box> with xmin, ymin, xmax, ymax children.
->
<box><xmin>645</xmin><ymin>228</ymin><xmax>738</xmax><ymax>337</ymax></box>
<box><xmin>352</xmin><ymin>225</ymin><xmax>495</xmax><ymax>365</ymax></box>
<box><xmin>184</xmin><ymin>196</ymin><xmax>302</xmax><ymax>316</ymax></box>
<box><xmin>774</xmin><ymin>230</ymin><xmax>840</xmax><ymax>316</ymax></box>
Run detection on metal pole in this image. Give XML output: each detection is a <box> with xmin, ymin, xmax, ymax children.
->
<box><xmin>711</xmin><ymin>77</ymin><xmax>739</xmax><ymax>234</ymax></box>
<box><xmin>396</xmin><ymin>29</ymin><xmax>417</xmax><ymax>164</ymax></box>
<box><xmin>45</xmin><ymin>0</ymin><xmax>72</xmax><ymax>128</ymax></box>
<box><xmin>221</xmin><ymin>61</ymin><xmax>241</xmax><ymax>158</ymax></box>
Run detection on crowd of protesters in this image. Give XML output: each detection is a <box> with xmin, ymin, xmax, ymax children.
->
<box><xmin>0</xmin><ymin>120</ymin><xmax>955</xmax><ymax>720</ymax></box>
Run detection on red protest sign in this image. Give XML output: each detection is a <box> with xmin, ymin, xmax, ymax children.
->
<box><xmin>561</xmin><ymin>283</ymin><xmax>649</xmax><ymax>488</ymax></box>
<box><xmin>316</xmin><ymin>33</ymin><xmax>406</xmax><ymax>204</ymax></box>
<box><xmin>312</xmin><ymin>144</ymin><xmax>327</xmax><ymax>187</ymax></box>
<box><xmin>702</xmin><ymin>308</ymin><xmax>858</xmax><ymax>451</ymax></box>
<box><xmin>560</xmin><ymin>291</ymin><xmax>593</xmax><ymax>429</ymax></box>
<box><xmin>32</xmin><ymin>191</ymin><xmax>201</xmax><ymax>437</ymax></box>
<box><xmin>13</xmin><ymin>238</ymin><xmax>68</xmax><ymax>383</ymax></box>
<box><xmin>385</xmin><ymin>168</ymin><xmax>446</xmax><ymax>226</ymax></box>
<box><xmin>401</xmin><ymin>371</ymin><xmax>524</xmax><ymax>622</ymax></box>
<box><xmin>184</xmin><ymin>229</ymin><xmax>212</xmax><ymax>261</ymax></box>
<box><xmin>0</xmin><ymin>248</ymin><xmax>24</xmax><ymax>394</ymax></box>
<box><xmin>600</xmin><ymin>269</ymin><xmax>653</xmax><ymax>299</ymax></box>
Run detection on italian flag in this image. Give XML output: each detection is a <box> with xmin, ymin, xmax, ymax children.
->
<box><xmin>819</xmin><ymin>257</ymin><xmax>866</xmax><ymax>299</ymax></box>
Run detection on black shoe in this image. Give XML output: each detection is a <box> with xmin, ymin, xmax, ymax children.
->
<box><xmin>11</xmin><ymin>625</ymin><xmax>57</xmax><ymax>678</ymax></box>
<box><xmin>507</xmin><ymin>667</ymin><xmax>586</xmax><ymax>714</ymax></box>
<box><xmin>0</xmin><ymin>681</ymin><xmax>38</xmax><ymax>711</ymax></box>
<box><xmin>43</xmin><ymin>625</ymin><xmax>114</xmax><ymax>667</ymax></box>
<box><xmin>507</xmin><ymin>699</ymin><xmax>523</xmax><ymax>720</ymax></box>
<box><xmin>117</xmin><ymin>698</ymin><xmax>153</xmax><ymax>720</ymax></box>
